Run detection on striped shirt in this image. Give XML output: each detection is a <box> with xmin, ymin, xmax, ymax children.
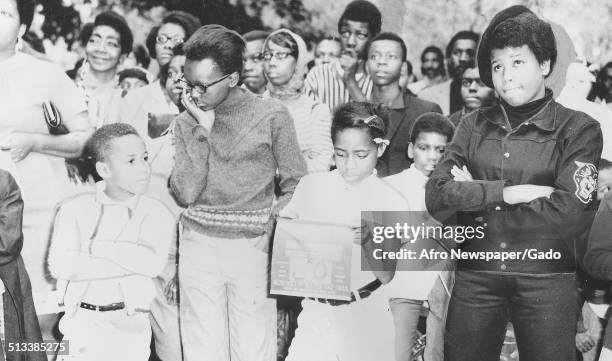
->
<box><xmin>304</xmin><ymin>62</ymin><xmax>373</xmax><ymax>112</ymax></box>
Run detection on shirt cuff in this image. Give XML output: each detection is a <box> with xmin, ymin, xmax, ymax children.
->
<box><xmin>479</xmin><ymin>179</ymin><xmax>506</xmax><ymax>209</ymax></box>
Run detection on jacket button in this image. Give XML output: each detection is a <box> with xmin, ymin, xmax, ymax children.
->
<box><xmin>500</xmin><ymin>242</ymin><xmax>507</xmax><ymax>249</ymax></box>
<box><xmin>500</xmin><ymin>264</ymin><xmax>507</xmax><ymax>270</ymax></box>
<box><xmin>504</xmin><ymin>152</ymin><xmax>510</xmax><ymax>158</ymax></box>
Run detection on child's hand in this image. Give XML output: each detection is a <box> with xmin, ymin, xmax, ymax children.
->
<box><xmin>181</xmin><ymin>88</ymin><xmax>215</xmax><ymax>133</ymax></box>
<box><xmin>451</xmin><ymin>165</ymin><xmax>474</xmax><ymax>182</ymax></box>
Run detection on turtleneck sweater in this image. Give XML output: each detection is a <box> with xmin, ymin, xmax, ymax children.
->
<box><xmin>170</xmin><ymin>87</ymin><xmax>307</xmax><ymax>238</ymax></box>
<box><xmin>501</xmin><ymin>88</ymin><xmax>553</xmax><ymax>129</ymax></box>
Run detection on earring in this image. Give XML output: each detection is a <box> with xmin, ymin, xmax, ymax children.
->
<box><xmin>14</xmin><ymin>37</ymin><xmax>23</xmax><ymax>52</ymax></box>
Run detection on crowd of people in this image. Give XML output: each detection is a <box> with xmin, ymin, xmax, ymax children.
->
<box><xmin>3</xmin><ymin>0</ymin><xmax>612</xmax><ymax>360</ymax></box>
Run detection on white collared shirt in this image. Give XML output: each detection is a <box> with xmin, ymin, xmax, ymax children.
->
<box><xmin>280</xmin><ymin>170</ymin><xmax>410</xmax><ymax>291</ymax></box>
<box><xmin>48</xmin><ymin>181</ymin><xmax>175</xmax><ymax>315</ymax></box>
<box><xmin>384</xmin><ymin>164</ymin><xmax>441</xmax><ymax>300</ymax></box>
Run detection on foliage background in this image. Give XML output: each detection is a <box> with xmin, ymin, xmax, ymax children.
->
<box><xmin>36</xmin><ymin>0</ymin><xmax>612</xmax><ymax>74</ymax></box>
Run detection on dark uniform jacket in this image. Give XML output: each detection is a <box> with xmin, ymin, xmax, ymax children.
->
<box><xmin>426</xmin><ymin>96</ymin><xmax>602</xmax><ymax>273</ymax></box>
<box><xmin>0</xmin><ymin>170</ymin><xmax>45</xmax><ymax>361</ymax></box>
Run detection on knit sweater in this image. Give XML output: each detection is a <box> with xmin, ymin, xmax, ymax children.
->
<box><xmin>170</xmin><ymin>88</ymin><xmax>307</xmax><ymax>238</ymax></box>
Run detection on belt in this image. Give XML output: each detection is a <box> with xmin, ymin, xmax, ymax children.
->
<box><xmin>80</xmin><ymin>302</ymin><xmax>125</xmax><ymax>312</ymax></box>
<box><xmin>310</xmin><ymin>279</ymin><xmax>382</xmax><ymax>306</ymax></box>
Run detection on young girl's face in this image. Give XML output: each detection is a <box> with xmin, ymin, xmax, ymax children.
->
<box><xmin>334</xmin><ymin>128</ymin><xmax>383</xmax><ymax>185</ymax></box>
<box><xmin>490</xmin><ymin>45</ymin><xmax>549</xmax><ymax>106</ymax></box>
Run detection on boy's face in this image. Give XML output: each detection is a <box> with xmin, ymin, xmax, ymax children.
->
<box><xmin>97</xmin><ymin>134</ymin><xmax>151</xmax><ymax>199</ymax></box>
<box><xmin>339</xmin><ymin>19</ymin><xmax>371</xmax><ymax>58</ymax></box>
<box><xmin>408</xmin><ymin>132</ymin><xmax>448</xmax><ymax>176</ymax></box>
<box><xmin>461</xmin><ymin>67</ymin><xmax>495</xmax><ymax>111</ymax></box>
<box><xmin>183</xmin><ymin>57</ymin><xmax>236</xmax><ymax>111</ymax></box>
<box><xmin>367</xmin><ymin>39</ymin><xmax>404</xmax><ymax>87</ymax></box>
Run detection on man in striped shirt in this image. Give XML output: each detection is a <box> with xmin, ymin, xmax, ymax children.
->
<box><xmin>304</xmin><ymin>0</ymin><xmax>380</xmax><ymax>112</ymax></box>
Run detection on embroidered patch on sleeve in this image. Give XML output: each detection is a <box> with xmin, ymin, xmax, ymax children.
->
<box><xmin>573</xmin><ymin>161</ymin><xmax>598</xmax><ymax>204</ymax></box>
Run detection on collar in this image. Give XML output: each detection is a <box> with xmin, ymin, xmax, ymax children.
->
<box><xmin>371</xmin><ymin>87</ymin><xmax>405</xmax><ymax>109</ymax></box>
<box><xmin>331</xmin><ymin>169</ymin><xmax>378</xmax><ymax>190</ymax></box>
<box><xmin>95</xmin><ymin>181</ymin><xmax>139</xmax><ymax>211</ymax></box>
<box><xmin>482</xmin><ymin>89</ymin><xmax>556</xmax><ymax>132</ymax></box>
<box><xmin>407</xmin><ymin>163</ymin><xmax>429</xmax><ymax>183</ymax></box>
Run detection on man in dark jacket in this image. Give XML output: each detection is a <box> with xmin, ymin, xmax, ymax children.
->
<box><xmin>366</xmin><ymin>32</ymin><xmax>444</xmax><ymax>177</ymax></box>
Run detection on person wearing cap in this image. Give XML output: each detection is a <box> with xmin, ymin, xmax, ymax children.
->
<box><xmin>169</xmin><ymin>25</ymin><xmax>306</xmax><ymax>361</ymax></box>
<box><xmin>304</xmin><ymin>0</ymin><xmax>381</xmax><ymax>112</ymax></box>
<box><xmin>419</xmin><ymin>31</ymin><xmax>480</xmax><ymax>115</ymax></box>
<box><xmin>0</xmin><ymin>0</ymin><xmax>93</xmax><ymax>353</ymax></box>
<box><xmin>78</xmin><ymin>10</ymin><xmax>134</xmax><ymax>128</ymax></box>
<box><xmin>426</xmin><ymin>5</ymin><xmax>602</xmax><ymax>361</ymax></box>
<box><xmin>146</xmin><ymin>11</ymin><xmax>201</xmax><ymax>80</ymax></box>
<box><xmin>118</xmin><ymin>67</ymin><xmax>150</xmax><ymax>97</ymax></box>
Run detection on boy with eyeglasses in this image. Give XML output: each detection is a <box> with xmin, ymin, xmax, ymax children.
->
<box><xmin>304</xmin><ymin>0</ymin><xmax>381</xmax><ymax>112</ymax></box>
<box><xmin>448</xmin><ymin>62</ymin><xmax>496</xmax><ymax>126</ymax></box>
<box><xmin>169</xmin><ymin>25</ymin><xmax>306</xmax><ymax>361</ymax></box>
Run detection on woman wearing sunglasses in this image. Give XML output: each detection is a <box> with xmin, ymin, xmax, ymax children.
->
<box><xmin>262</xmin><ymin>29</ymin><xmax>333</xmax><ymax>173</ymax></box>
<box><xmin>145</xmin><ymin>11</ymin><xmax>200</xmax><ymax>80</ymax></box>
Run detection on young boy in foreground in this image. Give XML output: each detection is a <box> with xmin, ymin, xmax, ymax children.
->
<box><xmin>384</xmin><ymin>113</ymin><xmax>454</xmax><ymax>361</ymax></box>
<box><xmin>48</xmin><ymin>123</ymin><xmax>175</xmax><ymax>361</ymax></box>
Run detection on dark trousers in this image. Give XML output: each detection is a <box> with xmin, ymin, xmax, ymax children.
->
<box><xmin>444</xmin><ymin>270</ymin><xmax>577</xmax><ymax>361</ymax></box>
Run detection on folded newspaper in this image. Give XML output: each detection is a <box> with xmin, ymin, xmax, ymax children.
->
<box><xmin>271</xmin><ymin>218</ymin><xmax>353</xmax><ymax>301</ymax></box>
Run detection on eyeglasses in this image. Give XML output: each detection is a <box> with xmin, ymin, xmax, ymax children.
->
<box><xmin>461</xmin><ymin>77</ymin><xmax>485</xmax><ymax>87</ymax></box>
<box><xmin>156</xmin><ymin>35</ymin><xmax>185</xmax><ymax>46</ymax></box>
<box><xmin>177</xmin><ymin>73</ymin><xmax>232</xmax><ymax>96</ymax></box>
<box><xmin>262</xmin><ymin>51</ymin><xmax>293</xmax><ymax>61</ymax></box>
